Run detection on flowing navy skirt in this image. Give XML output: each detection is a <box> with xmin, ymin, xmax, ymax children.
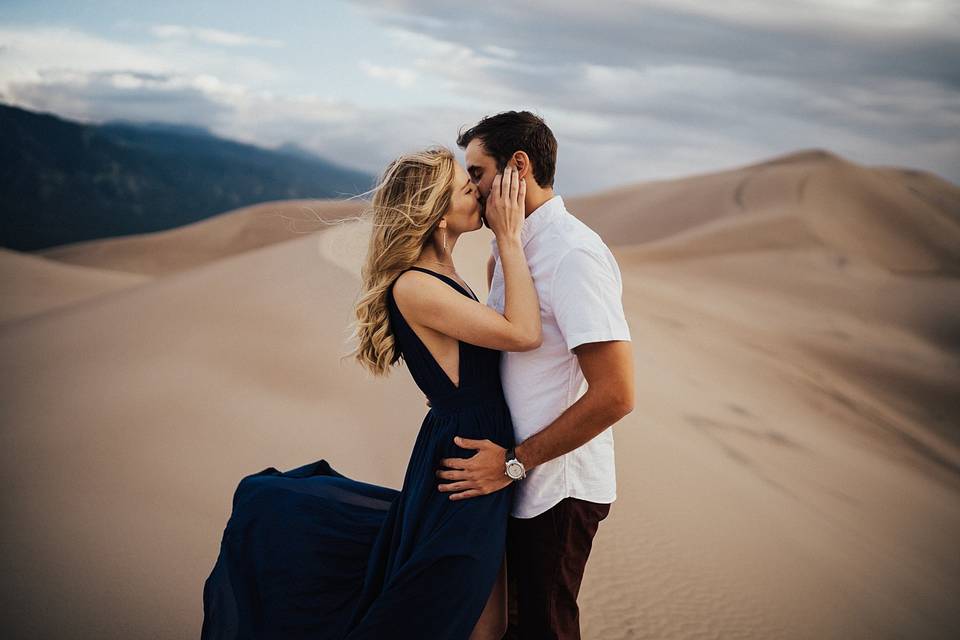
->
<box><xmin>201</xmin><ymin>393</ymin><xmax>516</xmax><ymax>639</ymax></box>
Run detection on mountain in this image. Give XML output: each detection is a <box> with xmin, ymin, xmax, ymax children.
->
<box><xmin>0</xmin><ymin>104</ymin><xmax>375</xmax><ymax>251</ymax></box>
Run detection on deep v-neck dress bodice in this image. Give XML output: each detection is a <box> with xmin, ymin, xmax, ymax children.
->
<box><xmin>201</xmin><ymin>265</ymin><xmax>517</xmax><ymax>639</ymax></box>
<box><xmin>386</xmin><ymin>266</ymin><xmax>507</xmax><ymax>415</ymax></box>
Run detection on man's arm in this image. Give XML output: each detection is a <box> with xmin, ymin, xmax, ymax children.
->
<box><xmin>437</xmin><ymin>245</ymin><xmax>633</xmax><ymax>500</ymax></box>
<box><xmin>436</xmin><ymin>339</ymin><xmax>634</xmax><ymax>500</ymax></box>
<box><xmin>515</xmin><ymin>340</ymin><xmax>634</xmax><ymax>470</ymax></box>
<box><xmin>515</xmin><ymin>246</ymin><xmax>634</xmax><ymax>469</ymax></box>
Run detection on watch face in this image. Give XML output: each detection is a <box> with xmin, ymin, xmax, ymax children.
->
<box><xmin>506</xmin><ymin>463</ymin><xmax>523</xmax><ymax>479</ymax></box>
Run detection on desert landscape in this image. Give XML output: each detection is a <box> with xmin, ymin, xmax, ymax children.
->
<box><xmin>2</xmin><ymin>149</ymin><xmax>959</xmax><ymax>638</ymax></box>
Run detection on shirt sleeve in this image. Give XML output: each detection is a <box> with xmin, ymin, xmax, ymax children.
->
<box><xmin>551</xmin><ymin>245</ymin><xmax>632</xmax><ymax>352</ymax></box>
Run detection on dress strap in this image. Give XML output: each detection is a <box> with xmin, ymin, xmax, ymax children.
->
<box><xmin>405</xmin><ymin>266</ymin><xmax>479</xmax><ymax>301</ymax></box>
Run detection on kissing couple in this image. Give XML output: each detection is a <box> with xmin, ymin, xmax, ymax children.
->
<box><xmin>201</xmin><ymin>110</ymin><xmax>635</xmax><ymax>639</ymax></box>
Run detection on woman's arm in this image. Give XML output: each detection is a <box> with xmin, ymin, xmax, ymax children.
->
<box><xmin>394</xmin><ymin>166</ymin><xmax>541</xmax><ymax>352</ymax></box>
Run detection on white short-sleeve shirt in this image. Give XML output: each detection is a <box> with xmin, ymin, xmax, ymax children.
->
<box><xmin>487</xmin><ymin>195</ymin><xmax>631</xmax><ymax>519</ymax></box>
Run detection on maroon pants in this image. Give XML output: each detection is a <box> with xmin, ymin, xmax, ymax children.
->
<box><xmin>502</xmin><ymin>497</ymin><xmax>612</xmax><ymax>640</ymax></box>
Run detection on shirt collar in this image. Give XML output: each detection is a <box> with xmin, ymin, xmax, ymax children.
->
<box><xmin>491</xmin><ymin>194</ymin><xmax>566</xmax><ymax>255</ymax></box>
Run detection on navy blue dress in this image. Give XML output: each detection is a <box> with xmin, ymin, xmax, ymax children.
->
<box><xmin>201</xmin><ymin>266</ymin><xmax>517</xmax><ymax>639</ymax></box>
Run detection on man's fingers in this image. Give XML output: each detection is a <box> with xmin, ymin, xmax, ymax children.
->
<box><xmin>440</xmin><ymin>457</ymin><xmax>471</xmax><ymax>468</ymax></box>
<box><xmin>509</xmin><ymin>165</ymin><xmax>519</xmax><ymax>202</ymax></box>
<box><xmin>454</xmin><ymin>436</ymin><xmax>486</xmax><ymax>448</ymax></box>
<box><xmin>449</xmin><ymin>489</ymin><xmax>482</xmax><ymax>501</ymax></box>
<box><xmin>437</xmin><ymin>480</ymin><xmax>472</xmax><ymax>493</ymax></box>
<box><xmin>436</xmin><ymin>468</ymin><xmax>469</xmax><ymax>480</ymax></box>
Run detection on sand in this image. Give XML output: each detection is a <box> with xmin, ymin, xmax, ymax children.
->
<box><xmin>1</xmin><ymin>149</ymin><xmax>958</xmax><ymax>639</ymax></box>
<box><xmin>36</xmin><ymin>198</ymin><xmax>366</xmax><ymax>276</ymax></box>
<box><xmin>0</xmin><ymin>247</ymin><xmax>152</xmax><ymax>324</ymax></box>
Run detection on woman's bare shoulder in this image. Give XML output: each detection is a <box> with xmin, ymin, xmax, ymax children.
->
<box><xmin>392</xmin><ymin>269</ymin><xmax>452</xmax><ymax>309</ymax></box>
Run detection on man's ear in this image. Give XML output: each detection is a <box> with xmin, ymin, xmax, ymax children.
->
<box><xmin>512</xmin><ymin>151</ymin><xmax>531</xmax><ymax>180</ymax></box>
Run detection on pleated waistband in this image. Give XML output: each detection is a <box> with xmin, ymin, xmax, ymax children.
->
<box><xmin>427</xmin><ymin>383</ymin><xmax>507</xmax><ymax>417</ymax></box>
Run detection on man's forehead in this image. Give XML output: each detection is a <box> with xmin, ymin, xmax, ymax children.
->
<box><xmin>466</xmin><ymin>143</ymin><xmax>493</xmax><ymax>169</ymax></box>
<box><xmin>466</xmin><ymin>137</ymin><xmax>488</xmax><ymax>155</ymax></box>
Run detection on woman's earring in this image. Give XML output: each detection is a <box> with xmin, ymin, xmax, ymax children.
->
<box><xmin>442</xmin><ymin>227</ymin><xmax>447</xmax><ymax>253</ymax></box>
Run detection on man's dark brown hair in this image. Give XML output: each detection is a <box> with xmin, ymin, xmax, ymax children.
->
<box><xmin>456</xmin><ymin>110</ymin><xmax>558</xmax><ymax>188</ymax></box>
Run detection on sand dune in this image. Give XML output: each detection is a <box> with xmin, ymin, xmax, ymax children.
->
<box><xmin>2</xmin><ymin>150</ymin><xmax>959</xmax><ymax>639</ymax></box>
<box><xmin>571</xmin><ymin>148</ymin><xmax>960</xmax><ymax>274</ymax></box>
<box><xmin>0</xmin><ymin>247</ymin><xmax>151</xmax><ymax>324</ymax></box>
<box><xmin>36</xmin><ymin>198</ymin><xmax>366</xmax><ymax>276</ymax></box>
<box><xmin>567</xmin><ymin>149</ymin><xmax>847</xmax><ymax>247</ymax></box>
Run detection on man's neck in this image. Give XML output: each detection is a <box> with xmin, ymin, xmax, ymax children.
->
<box><xmin>524</xmin><ymin>186</ymin><xmax>555</xmax><ymax>219</ymax></box>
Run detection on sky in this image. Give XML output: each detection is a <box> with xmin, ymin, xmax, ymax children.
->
<box><xmin>1</xmin><ymin>0</ymin><xmax>958</xmax><ymax>195</ymax></box>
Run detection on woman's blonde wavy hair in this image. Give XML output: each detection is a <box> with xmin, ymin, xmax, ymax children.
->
<box><xmin>347</xmin><ymin>145</ymin><xmax>457</xmax><ymax>376</ymax></box>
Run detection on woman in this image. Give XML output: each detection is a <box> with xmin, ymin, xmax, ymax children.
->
<box><xmin>200</xmin><ymin>146</ymin><xmax>540</xmax><ymax>639</ymax></box>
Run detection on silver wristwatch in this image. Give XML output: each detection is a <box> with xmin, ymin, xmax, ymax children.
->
<box><xmin>504</xmin><ymin>447</ymin><xmax>527</xmax><ymax>481</ymax></box>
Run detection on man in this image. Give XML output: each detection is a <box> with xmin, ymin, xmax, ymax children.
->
<box><xmin>436</xmin><ymin>110</ymin><xmax>635</xmax><ymax>639</ymax></box>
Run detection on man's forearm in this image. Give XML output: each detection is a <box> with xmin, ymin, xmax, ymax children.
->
<box><xmin>514</xmin><ymin>389</ymin><xmax>630</xmax><ymax>471</ymax></box>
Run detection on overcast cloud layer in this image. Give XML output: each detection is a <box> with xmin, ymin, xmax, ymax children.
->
<box><xmin>1</xmin><ymin>0</ymin><xmax>958</xmax><ymax>194</ymax></box>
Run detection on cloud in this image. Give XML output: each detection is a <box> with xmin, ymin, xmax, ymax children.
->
<box><xmin>0</xmin><ymin>26</ymin><xmax>290</xmax><ymax>90</ymax></box>
<box><xmin>0</xmin><ymin>26</ymin><xmax>166</xmax><ymax>82</ymax></box>
<box><xmin>0</xmin><ymin>26</ymin><xmax>466</xmax><ymax>183</ymax></box>
<box><xmin>353</xmin><ymin>0</ymin><xmax>960</xmax><ymax>87</ymax></box>
<box><xmin>1</xmin><ymin>6</ymin><xmax>958</xmax><ymax>194</ymax></box>
<box><xmin>345</xmin><ymin>0</ymin><xmax>960</xmax><ymax>189</ymax></box>
<box><xmin>3</xmin><ymin>69</ymin><xmax>232</xmax><ymax>127</ymax></box>
<box><xmin>359</xmin><ymin>61</ymin><xmax>417</xmax><ymax>88</ymax></box>
<box><xmin>149</xmin><ymin>24</ymin><xmax>284</xmax><ymax>48</ymax></box>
